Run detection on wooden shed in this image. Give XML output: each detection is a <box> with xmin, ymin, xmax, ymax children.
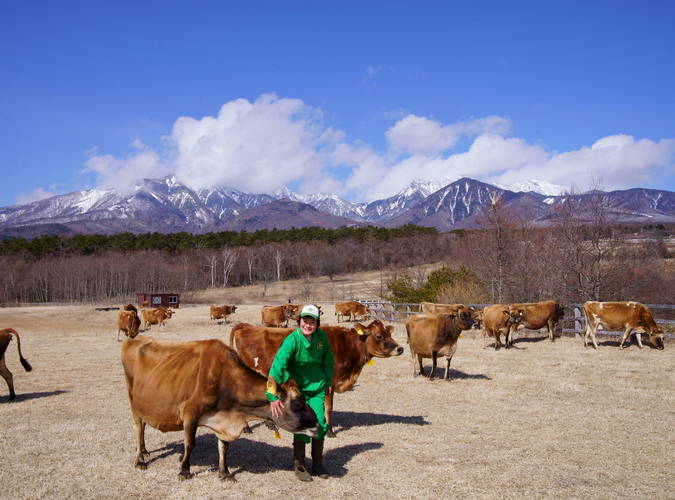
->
<box><xmin>137</xmin><ymin>293</ymin><xmax>180</xmax><ymax>309</ymax></box>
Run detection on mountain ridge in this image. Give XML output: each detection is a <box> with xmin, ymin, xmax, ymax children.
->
<box><xmin>1</xmin><ymin>176</ymin><xmax>673</xmax><ymax>237</ymax></box>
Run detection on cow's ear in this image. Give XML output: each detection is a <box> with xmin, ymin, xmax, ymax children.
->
<box><xmin>502</xmin><ymin>310</ymin><xmax>510</xmax><ymax>317</ymax></box>
<box><xmin>385</xmin><ymin>325</ymin><xmax>394</xmax><ymax>335</ymax></box>
<box><xmin>280</xmin><ymin>379</ymin><xmax>299</xmax><ymax>397</ymax></box>
<box><xmin>353</xmin><ymin>322</ymin><xmax>367</xmax><ymax>332</ymax></box>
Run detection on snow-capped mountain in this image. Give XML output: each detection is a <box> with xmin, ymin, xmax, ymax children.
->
<box><xmin>497</xmin><ymin>179</ymin><xmax>568</xmax><ymax>196</ymax></box>
<box><xmin>0</xmin><ymin>176</ymin><xmax>673</xmax><ymax>236</ymax></box>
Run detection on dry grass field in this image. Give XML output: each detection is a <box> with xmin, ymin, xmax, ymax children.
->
<box><xmin>1</xmin><ymin>300</ymin><xmax>673</xmax><ymax>499</ymax></box>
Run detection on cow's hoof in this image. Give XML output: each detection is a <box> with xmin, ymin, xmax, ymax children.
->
<box><xmin>326</xmin><ymin>429</ymin><xmax>336</xmax><ymax>438</ymax></box>
<box><xmin>134</xmin><ymin>461</ymin><xmax>147</xmax><ymax>470</ymax></box>
<box><xmin>243</xmin><ymin>426</ymin><xmax>253</xmax><ymax>434</ymax></box>
<box><xmin>178</xmin><ymin>471</ymin><xmax>194</xmax><ymax>481</ymax></box>
<box><xmin>219</xmin><ymin>472</ymin><xmax>236</xmax><ymax>482</ymax></box>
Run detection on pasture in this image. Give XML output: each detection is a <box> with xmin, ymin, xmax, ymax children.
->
<box><xmin>1</xmin><ymin>303</ymin><xmax>673</xmax><ymax>499</ymax></box>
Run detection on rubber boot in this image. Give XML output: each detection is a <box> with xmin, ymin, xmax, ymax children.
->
<box><xmin>311</xmin><ymin>439</ymin><xmax>329</xmax><ymax>479</ymax></box>
<box><xmin>293</xmin><ymin>440</ymin><xmax>313</xmax><ymax>482</ymax></box>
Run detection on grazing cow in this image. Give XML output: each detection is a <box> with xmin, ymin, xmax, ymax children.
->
<box><xmin>405</xmin><ymin>308</ymin><xmax>475</xmax><ymax>380</ymax></box>
<box><xmin>141</xmin><ymin>307</ymin><xmax>174</xmax><ymax>330</ymax></box>
<box><xmin>482</xmin><ymin>304</ymin><xmax>523</xmax><ymax>349</ymax></box>
<box><xmin>582</xmin><ymin>301</ymin><xmax>665</xmax><ymax>350</ymax></box>
<box><xmin>420</xmin><ymin>302</ymin><xmax>482</xmax><ymax>329</ymax></box>
<box><xmin>335</xmin><ymin>301</ymin><xmax>368</xmax><ymax>323</ymax></box>
<box><xmin>0</xmin><ymin>328</ymin><xmax>32</xmax><ymax>401</ymax></box>
<box><xmin>261</xmin><ymin>305</ymin><xmax>296</xmax><ymax>327</ymax></box>
<box><xmin>507</xmin><ymin>301</ymin><xmax>565</xmax><ymax>344</ymax></box>
<box><xmin>118</xmin><ymin>304</ymin><xmax>141</xmax><ymax>341</ymax></box>
<box><xmin>121</xmin><ymin>335</ymin><xmax>319</xmax><ymax>481</ymax></box>
<box><xmin>210</xmin><ymin>305</ymin><xmax>237</xmax><ymax>323</ymax></box>
<box><xmin>229</xmin><ymin>319</ymin><xmax>403</xmax><ymax>437</ymax></box>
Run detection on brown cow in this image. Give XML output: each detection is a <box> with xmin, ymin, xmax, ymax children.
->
<box><xmin>335</xmin><ymin>301</ymin><xmax>368</xmax><ymax>322</ymax></box>
<box><xmin>405</xmin><ymin>308</ymin><xmax>475</xmax><ymax>380</ymax></box>
<box><xmin>482</xmin><ymin>304</ymin><xmax>523</xmax><ymax>349</ymax></box>
<box><xmin>261</xmin><ymin>305</ymin><xmax>296</xmax><ymax>327</ymax></box>
<box><xmin>420</xmin><ymin>302</ymin><xmax>482</xmax><ymax>329</ymax></box>
<box><xmin>0</xmin><ymin>328</ymin><xmax>32</xmax><ymax>401</ymax></box>
<box><xmin>507</xmin><ymin>301</ymin><xmax>565</xmax><ymax>344</ymax></box>
<box><xmin>141</xmin><ymin>307</ymin><xmax>174</xmax><ymax>330</ymax></box>
<box><xmin>210</xmin><ymin>305</ymin><xmax>237</xmax><ymax>323</ymax></box>
<box><xmin>117</xmin><ymin>304</ymin><xmax>141</xmax><ymax>341</ymax></box>
<box><xmin>582</xmin><ymin>301</ymin><xmax>665</xmax><ymax>350</ymax></box>
<box><xmin>121</xmin><ymin>335</ymin><xmax>319</xmax><ymax>481</ymax></box>
<box><xmin>229</xmin><ymin>319</ymin><xmax>403</xmax><ymax>437</ymax></box>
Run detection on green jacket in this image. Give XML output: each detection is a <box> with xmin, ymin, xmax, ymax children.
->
<box><xmin>266</xmin><ymin>327</ymin><xmax>334</xmax><ymax>402</ymax></box>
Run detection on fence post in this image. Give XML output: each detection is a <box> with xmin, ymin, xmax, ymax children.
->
<box><xmin>574</xmin><ymin>306</ymin><xmax>582</xmax><ymax>338</ymax></box>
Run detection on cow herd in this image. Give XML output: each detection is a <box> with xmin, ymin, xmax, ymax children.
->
<box><xmin>1</xmin><ymin>297</ymin><xmax>667</xmax><ymax>484</ymax></box>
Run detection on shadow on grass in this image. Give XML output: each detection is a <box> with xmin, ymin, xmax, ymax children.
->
<box><xmin>330</xmin><ymin>410</ymin><xmax>430</xmax><ymax>436</ymax></box>
<box><xmin>416</xmin><ymin>367</ymin><xmax>492</xmax><ymax>380</ymax></box>
<box><xmin>1</xmin><ymin>389</ymin><xmax>68</xmax><ymax>403</ymax></box>
<box><xmin>145</xmin><ymin>434</ymin><xmax>383</xmax><ymax>479</ymax></box>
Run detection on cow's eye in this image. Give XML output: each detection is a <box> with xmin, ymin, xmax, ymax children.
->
<box><xmin>375</xmin><ymin>335</ymin><xmax>383</xmax><ymax>341</ymax></box>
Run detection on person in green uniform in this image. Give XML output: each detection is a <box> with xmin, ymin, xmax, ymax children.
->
<box><xmin>266</xmin><ymin>304</ymin><xmax>334</xmax><ymax>481</ymax></box>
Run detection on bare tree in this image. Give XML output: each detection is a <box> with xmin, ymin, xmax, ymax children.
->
<box><xmin>221</xmin><ymin>248</ymin><xmax>238</xmax><ymax>287</ymax></box>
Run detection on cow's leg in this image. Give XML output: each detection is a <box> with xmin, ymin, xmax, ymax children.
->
<box><xmin>325</xmin><ymin>389</ymin><xmax>336</xmax><ymax>438</ymax></box>
<box><xmin>444</xmin><ymin>356</ymin><xmax>452</xmax><ymax>380</ymax></box>
<box><xmin>217</xmin><ymin>440</ymin><xmax>235</xmax><ymax>481</ymax></box>
<box><xmin>482</xmin><ymin>329</ymin><xmax>488</xmax><ymax>349</ymax></box>
<box><xmin>619</xmin><ymin>327</ymin><xmax>633</xmax><ymax>349</ymax></box>
<box><xmin>179</xmin><ymin>416</ymin><xmax>198</xmax><ymax>480</ymax></box>
<box><xmin>0</xmin><ymin>358</ymin><xmax>16</xmax><ymax>401</ymax></box>
<box><xmin>548</xmin><ymin>320</ymin><xmax>555</xmax><ymax>342</ymax></box>
<box><xmin>589</xmin><ymin>325</ymin><xmax>599</xmax><ymax>350</ymax></box>
<box><xmin>133</xmin><ymin>413</ymin><xmax>148</xmax><ymax>469</ymax></box>
<box><xmin>494</xmin><ymin>331</ymin><xmax>502</xmax><ymax>350</ymax></box>
<box><xmin>634</xmin><ymin>332</ymin><xmax>644</xmax><ymax>349</ymax></box>
<box><xmin>429</xmin><ymin>352</ymin><xmax>438</xmax><ymax>380</ymax></box>
<box><xmin>416</xmin><ymin>354</ymin><xmax>425</xmax><ymax>377</ymax></box>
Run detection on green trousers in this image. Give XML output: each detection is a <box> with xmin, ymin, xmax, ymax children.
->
<box><xmin>294</xmin><ymin>390</ymin><xmax>327</xmax><ymax>444</ymax></box>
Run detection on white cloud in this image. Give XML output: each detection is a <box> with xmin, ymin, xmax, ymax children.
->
<box><xmin>386</xmin><ymin>114</ymin><xmax>511</xmax><ymax>155</ymax></box>
<box><xmin>81</xmin><ymin>94</ymin><xmax>675</xmax><ymax>203</ymax></box>
<box><xmin>85</xmin><ymin>149</ymin><xmax>163</xmax><ymax>194</ymax></box>
<box><xmin>489</xmin><ymin>135</ymin><xmax>675</xmax><ymax>192</ymax></box>
<box><xmin>15</xmin><ymin>187</ymin><xmax>57</xmax><ymax>205</ymax></box>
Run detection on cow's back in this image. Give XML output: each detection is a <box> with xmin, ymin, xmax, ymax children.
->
<box><xmin>406</xmin><ymin>314</ymin><xmax>445</xmax><ymax>355</ymax></box>
<box><xmin>513</xmin><ymin>301</ymin><xmax>561</xmax><ymax>329</ymax></box>
<box><xmin>121</xmin><ymin>336</ymin><xmax>234</xmax><ymax>431</ymax></box>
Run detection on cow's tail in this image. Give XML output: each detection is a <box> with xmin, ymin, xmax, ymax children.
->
<box><xmin>6</xmin><ymin>328</ymin><xmax>32</xmax><ymax>372</ymax></box>
<box><xmin>229</xmin><ymin>322</ymin><xmax>247</xmax><ymax>349</ymax></box>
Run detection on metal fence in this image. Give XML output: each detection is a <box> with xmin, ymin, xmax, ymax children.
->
<box><xmin>358</xmin><ymin>300</ymin><xmax>675</xmax><ymax>338</ymax></box>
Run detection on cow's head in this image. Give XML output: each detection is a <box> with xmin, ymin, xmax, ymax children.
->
<box><xmin>354</xmin><ymin>320</ymin><xmax>404</xmax><ymax>357</ymax></box>
<box><xmin>286</xmin><ymin>304</ymin><xmax>301</xmax><ymax>320</ymax></box>
<box><xmin>469</xmin><ymin>306</ymin><xmax>483</xmax><ymax>330</ymax></box>
<box><xmin>230</xmin><ymin>305</ymin><xmax>237</xmax><ymax>313</ymax></box>
<box><xmin>507</xmin><ymin>307</ymin><xmax>524</xmax><ymax>325</ymax></box>
<box><xmin>454</xmin><ymin>306</ymin><xmax>476</xmax><ymax>330</ymax></box>
<box><xmin>273</xmin><ymin>379</ymin><xmax>319</xmax><ymax>437</ymax></box>
<box><xmin>640</xmin><ymin>308</ymin><xmax>665</xmax><ymax>349</ymax></box>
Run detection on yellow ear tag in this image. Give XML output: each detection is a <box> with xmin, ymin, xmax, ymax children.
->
<box><xmin>357</xmin><ymin>329</ymin><xmax>365</xmax><ymax>336</ymax></box>
<box><xmin>459</xmin><ymin>334</ymin><xmax>464</xmax><ymax>338</ymax></box>
<box><xmin>273</xmin><ymin>431</ymin><xmax>282</xmax><ymax>440</ymax></box>
<box><xmin>367</xmin><ymin>359</ymin><xmax>375</xmax><ymax>366</ymax></box>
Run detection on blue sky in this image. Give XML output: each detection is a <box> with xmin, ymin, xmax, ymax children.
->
<box><xmin>2</xmin><ymin>1</ymin><xmax>674</xmax><ymax>206</ymax></box>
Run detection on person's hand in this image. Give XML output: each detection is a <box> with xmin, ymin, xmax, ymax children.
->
<box><xmin>270</xmin><ymin>399</ymin><xmax>284</xmax><ymax>419</ymax></box>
